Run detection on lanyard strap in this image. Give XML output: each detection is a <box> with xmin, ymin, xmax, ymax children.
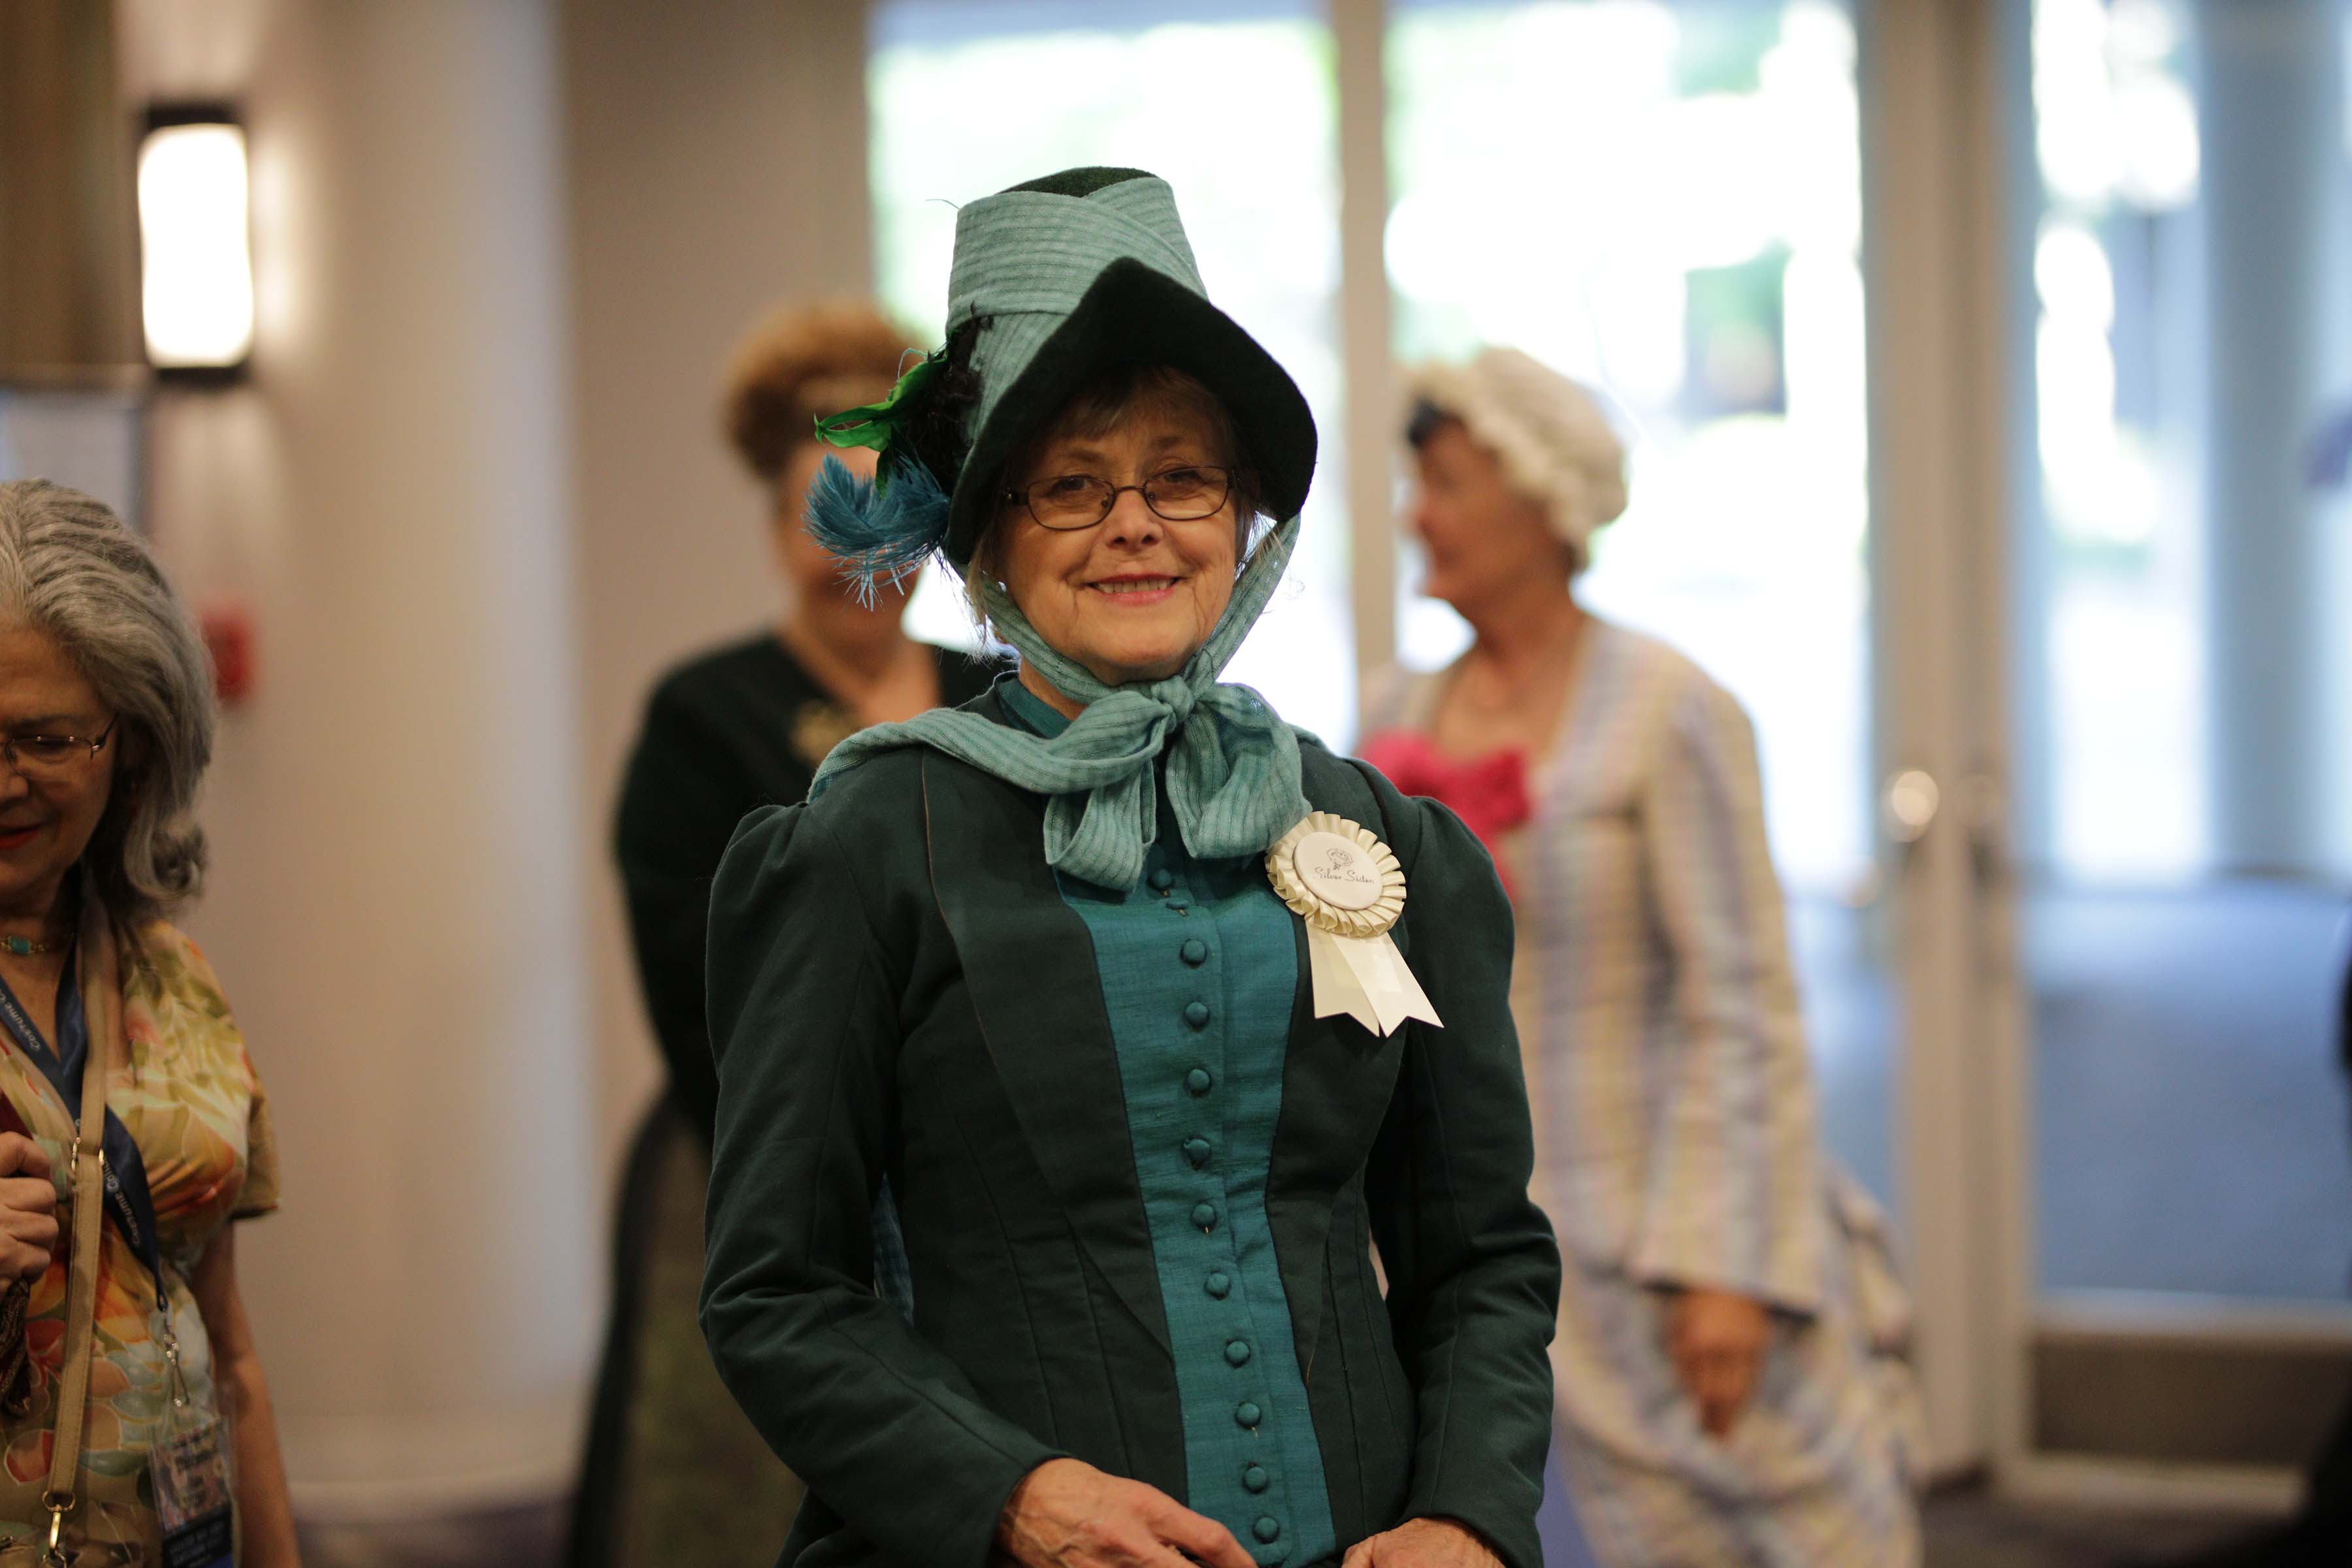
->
<box><xmin>40</xmin><ymin>907</ymin><xmax>115</xmax><ymax>1563</ymax></box>
<box><xmin>0</xmin><ymin>942</ymin><xmax>161</xmax><ymax>1292</ymax></box>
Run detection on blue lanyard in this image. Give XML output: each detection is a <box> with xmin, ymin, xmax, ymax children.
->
<box><xmin>0</xmin><ymin>952</ymin><xmax>164</xmax><ymax>1294</ymax></box>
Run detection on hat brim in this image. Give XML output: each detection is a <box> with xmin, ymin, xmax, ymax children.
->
<box><xmin>945</xmin><ymin>258</ymin><xmax>1318</xmax><ymax>569</ymax></box>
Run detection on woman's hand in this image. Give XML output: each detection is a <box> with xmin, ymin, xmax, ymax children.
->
<box><xmin>1665</xmin><ymin>1286</ymin><xmax>1772</xmax><ymax>1437</ymax></box>
<box><xmin>998</xmin><ymin>1458</ymin><xmax>1256</xmax><ymax>1568</ymax></box>
<box><xmin>0</xmin><ymin>1134</ymin><xmax>56</xmax><ymax>1282</ymax></box>
<box><xmin>1340</xmin><ymin>1516</ymin><xmax>1503</xmax><ymax>1568</ymax></box>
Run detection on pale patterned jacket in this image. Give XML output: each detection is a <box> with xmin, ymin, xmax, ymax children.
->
<box><xmin>1386</xmin><ymin>623</ymin><xmax>1827</xmax><ymax>1296</ymax></box>
<box><xmin>1377</xmin><ymin>621</ymin><xmax>1921</xmax><ymax>1567</ymax></box>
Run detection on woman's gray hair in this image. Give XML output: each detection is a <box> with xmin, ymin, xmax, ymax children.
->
<box><xmin>0</xmin><ymin>480</ymin><xmax>215</xmax><ymax>928</ymax></box>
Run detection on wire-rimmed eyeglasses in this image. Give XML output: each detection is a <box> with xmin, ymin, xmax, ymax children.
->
<box><xmin>0</xmin><ymin>717</ymin><xmax>118</xmax><ymax>781</ymax></box>
<box><xmin>1002</xmin><ymin>465</ymin><xmax>1235</xmax><ymax>531</ymax></box>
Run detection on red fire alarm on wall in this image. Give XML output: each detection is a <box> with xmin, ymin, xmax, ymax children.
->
<box><xmin>201</xmin><ymin>600</ymin><xmax>255</xmax><ymax>708</ymax></box>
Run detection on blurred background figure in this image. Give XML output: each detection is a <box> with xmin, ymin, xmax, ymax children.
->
<box><xmin>0</xmin><ymin>481</ymin><xmax>295</xmax><ymax>1565</ymax></box>
<box><xmin>566</xmin><ymin>303</ymin><xmax>995</xmax><ymax>1568</ymax></box>
<box><xmin>1364</xmin><ymin>348</ymin><xmax>1923</xmax><ymax>1567</ymax></box>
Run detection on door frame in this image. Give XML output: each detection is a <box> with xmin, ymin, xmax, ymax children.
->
<box><xmin>1857</xmin><ymin>0</ymin><xmax>2028</xmax><ymax>1482</ymax></box>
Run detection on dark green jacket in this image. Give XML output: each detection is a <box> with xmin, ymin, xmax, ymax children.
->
<box><xmin>700</xmin><ymin>691</ymin><xmax>1560</xmax><ymax>1568</ymax></box>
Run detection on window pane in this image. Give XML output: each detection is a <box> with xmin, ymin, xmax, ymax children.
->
<box><xmin>1387</xmin><ymin>0</ymin><xmax>1871</xmax><ymax>892</ymax></box>
<box><xmin>867</xmin><ymin>1</ymin><xmax>1353</xmax><ymax>739</ymax></box>
<box><xmin>2021</xmin><ymin>0</ymin><xmax>2352</xmax><ymax>1301</ymax></box>
<box><xmin>1384</xmin><ymin>0</ymin><xmax>1886</xmax><ymax>1202</ymax></box>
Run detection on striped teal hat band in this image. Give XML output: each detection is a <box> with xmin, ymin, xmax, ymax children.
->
<box><xmin>948</xmin><ymin>179</ymin><xmax>1208</xmax><ymax>444</ymax></box>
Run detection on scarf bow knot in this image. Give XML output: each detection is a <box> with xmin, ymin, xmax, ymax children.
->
<box><xmin>811</xmin><ymin>517</ymin><xmax>1311</xmax><ymax>890</ymax></box>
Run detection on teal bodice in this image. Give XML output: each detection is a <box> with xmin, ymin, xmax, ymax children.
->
<box><xmin>1004</xmin><ymin>678</ymin><xmax>1337</xmax><ymax>1568</ymax></box>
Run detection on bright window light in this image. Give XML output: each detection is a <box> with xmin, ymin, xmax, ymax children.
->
<box><xmin>138</xmin><ymin>118</ymin><xmax>255</xmax><ymax>372</ymax></box>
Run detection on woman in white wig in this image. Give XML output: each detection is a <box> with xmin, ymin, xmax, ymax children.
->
<box><xmin>1363</xmin><ymin>348</ymin><xmax>1923</xmax><ymax>1568</ymax></box>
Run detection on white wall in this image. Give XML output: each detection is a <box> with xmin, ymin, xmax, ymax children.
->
<box><xmin>122</xmin><ymin>0</ymin><xmax>596</xmax><ymax>1516</ymax></box>
<box><xmin>561</xmin><ymin>0</ymin><xmax>874</xmax><ymax>1173</ymax></box>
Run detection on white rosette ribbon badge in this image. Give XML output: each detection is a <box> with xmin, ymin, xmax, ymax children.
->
<box><xmin>1266</xmin><ymin>813</ymin><xmax>1441</xmax><ymax>1037</ymax></box>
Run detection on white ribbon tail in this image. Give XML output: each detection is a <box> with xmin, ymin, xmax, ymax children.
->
<box><xmin>1307</xmin><ymin>926</ymin><xmax>1442</xmax><ymax>1037</ymax></box>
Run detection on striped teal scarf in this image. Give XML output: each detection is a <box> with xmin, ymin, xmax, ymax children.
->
<box><xmin>809</xmin><ymin>516</ymin><xmax>1311</xmax><ymax>890</ymax></box>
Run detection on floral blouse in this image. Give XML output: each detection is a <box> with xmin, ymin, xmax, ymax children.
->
<box><xmin>0</xmin><ymin>921</ymin><xmax>280</xmax><ymax>1562</ymax></box>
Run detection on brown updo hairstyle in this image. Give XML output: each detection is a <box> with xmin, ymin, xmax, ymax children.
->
<box><xmin>721</xmin><ymin>301</ymin><xmax>917</xmax><ymax>485</ymax></box>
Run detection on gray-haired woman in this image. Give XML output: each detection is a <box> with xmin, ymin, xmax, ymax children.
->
<box><xmin>0</xmin><ymin>482</ymin><xmax>296</xmax><ymax>1566</ymax></box>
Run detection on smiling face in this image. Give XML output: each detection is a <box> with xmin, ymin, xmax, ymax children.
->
<box><xmin>987</xmin><ymin>370</ymin><xmax>1249</xmax><ymax>689</ymax></box>
<box><xmin>1408</xmin><ymin>416</ymin><xmax>1576</xmax><ymax>614</ymax></box>
<box><xmin>0</xmin><ymin>625</ymin><xmax>118</xmax><ymax>919</ymax></box>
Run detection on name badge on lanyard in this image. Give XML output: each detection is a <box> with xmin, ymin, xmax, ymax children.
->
<box><xmin>154</xmin><ymin>1392</ymin><xmax>235</xmax><ymax>1568</ymax></box>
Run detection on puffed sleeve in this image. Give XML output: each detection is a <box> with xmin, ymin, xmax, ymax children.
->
<box><xmin>700</xmin><ymin>801</ymin><xmax>1065</xmax><ymax>1568</ymax></box>
<box><xmin>1354</xmin><ymin>763</ymin><xmax>1561</xmax><ymax>1568</ymax></box>
<box><xmin>172</xmin><ymin>932</ymin><xmax>280</xmax><ymax>1222</ymax></box>
<box><xmin>1624</xmin><ymin>678</ymin><xmax>1827</xmax><ymax>1315</ymax></box>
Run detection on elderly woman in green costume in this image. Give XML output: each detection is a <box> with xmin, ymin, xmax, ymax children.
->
<box><xmin>700</xmin><ymin>168</ymin><xmax>1560</xmax><ymax>1568</ymax></box>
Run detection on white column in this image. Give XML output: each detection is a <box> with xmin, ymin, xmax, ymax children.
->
<box><xmin>1333</xmin><ymin>0</ymin><xmax>1397</xmax><ymax>728</ymax></box>
<box><xmin>125</xmin><ymin>0</ymin><xmax>594</xmax><ymax>1516</ymax></box>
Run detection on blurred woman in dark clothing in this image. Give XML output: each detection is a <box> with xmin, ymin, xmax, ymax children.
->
<box><xmin>567</xmin><ymin>302</ymin><xmax>994</xmax><ymax>1568</ymax></box>
<box><xmin>618</xmin><ymin>303</ymin><xmax>997</xmax><ymax>1137</ymax></box>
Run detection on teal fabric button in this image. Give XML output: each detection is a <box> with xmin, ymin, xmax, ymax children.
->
<box><xmin>1181</xmin><ymin>938</ymin><xmax>1208</xmax><ymax>966</ymax></box>
<box><xmin>1186</xmin><ymin>1068</ymin><xmax>1213</xmax><ymax>1096</ymax></box>
<box><xmin>1243</xmin><ymin>1465</ymin><xmax>1269</xmax><ymax>1494</ymax></box>
<box><xmin>1183</xmin><ymin>1137</ymin><xmax>1213</xmax><ymax>1168</ymax></box>
<box><xmin>1253</xmin><ymin>1518</ymin><xmax>1281</xmax><ymax>1544</ymax></box>
<box><xmin>1205</xmin><ymin>1272</ymin><xmax>1232</xmax><ymax>1298</ymax></box>
<box><xmin>1235</xmin><ymin>1401</ymin><xmax>1261</xmax><ymax>1428</ymax></box>
<box><xmin>1184</xmin><ymin>1001</ymin><xmax>1212</xmax><ymax>1028</ymax></box>
<box><xmin>1192</xmin><ymin>1202</ymin><xmax>1219</xmax><ymax>1231</ymax></box>
<box><xmin>1225</xmin><ymin>1339</ymin><xmax>1252</xmax><ymax>1367</ymax></box>
<box><xmin>1149</xmin><ymin>868</ymin><xmax>1175</xmax><ymax>892</ymax></box>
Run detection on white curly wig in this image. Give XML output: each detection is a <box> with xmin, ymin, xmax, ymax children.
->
<box><xmin>1404</xmin><ymin>347</ymin><xmax>1629</xmax><ymax>567</ymax></box>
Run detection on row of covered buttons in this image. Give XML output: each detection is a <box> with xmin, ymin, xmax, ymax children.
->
<box><xmin>1228</xmin><ymin>1407</ymin><xmax>1280</xmax><ymax>1541</ymax></box>
<box><xmin>1153</xmin><ymin>875</ymin><xmax>1282</xmax><ymax>1558</ymax></box>
<box><xmin>1167</xmin><ymin>866</ymin><xmax>1211</xmax><ymax>1024</ymax></box>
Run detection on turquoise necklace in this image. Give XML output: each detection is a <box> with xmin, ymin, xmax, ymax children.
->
<box><xmin>0</xmin><ymin>935</ymin><xmax>58</xmax><ymax>958</ymax></box>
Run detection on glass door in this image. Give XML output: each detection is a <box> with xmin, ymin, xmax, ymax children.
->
<box><xmin>2006</xmin><ymin>0</ymin><xmax>2352</xmax><ymax>1487</ymax></box>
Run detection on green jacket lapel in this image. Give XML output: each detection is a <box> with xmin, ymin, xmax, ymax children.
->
<box><xmin>919</xmin><ymin>745</ymin><xmax>1175</xmax><ymax>1357</ymax></box>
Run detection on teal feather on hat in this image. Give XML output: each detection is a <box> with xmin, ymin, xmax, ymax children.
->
<box><xmin>802</xmin><ymin>450</ymin><xmax>950</xmax><ymax>603</ymax></box>
<box><xmin>803</xmin><ymin>346</ymin><xmax>955</xmax><ymax>596</ymax></box>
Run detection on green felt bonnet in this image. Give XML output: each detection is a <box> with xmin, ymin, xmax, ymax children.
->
<box><xmin>806</xmin><ymin>167</ymin><xmax>1318</xmax><ymax>580</ymax></box>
